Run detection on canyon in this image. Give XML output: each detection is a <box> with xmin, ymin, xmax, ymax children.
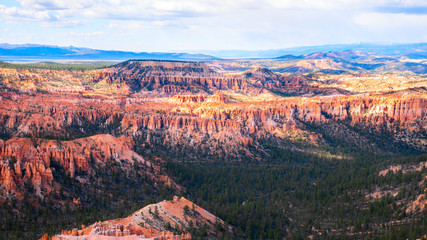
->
<box><xmin>0</xmin><ymin>58</ymin><xmax>426</xmax><ymax>239</ymax></box>
<box><xmin>0</xmin><ymin>60</ymin><xmax>425</xmax><ymax>198</ymax></box>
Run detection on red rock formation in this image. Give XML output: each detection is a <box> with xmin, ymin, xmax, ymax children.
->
<box><xmin>0</xmin><ymin>86</ymin><xmax>424</xmax><ymax>165</ymax></box>
<box><xmin>171</xmin><ymin>95</ymin><xmax>207</xmax><ymax>103</ymax></box>
<box><xmin>0</xmin><ymin>160</ymin><xmax>17</xmax><ymax>194</ymax></box>
<box><xmin>39</xmin><ymin>233</ymin><xmax>52</xmax><ymax>240</ymax></box>
<box><xmin>0</xmin><ymin>134</ymin><xmax>175</xmax><ymax>197</ymax></box>
<box><xmin>2</xmin><ymin>60</ymin><xmax>424</xmax><ymax>239</ymax></box>
<box><xmin>51</xmin><ymin>196</ymin><xmax>227</xmax><ymax>239</ymax></box>
<box><xmin>0</xmin><ymin>61</ymin><xmax>425</xmax><ymax>162</ymax></box>
<box><xmin>90</xmin><ymin>60</ymin><xmax>248</xmax><ymax>94</ymax></box>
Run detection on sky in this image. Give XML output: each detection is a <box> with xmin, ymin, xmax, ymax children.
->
<box><xmin>0</xmin><ymin>0</ymin><xmax>427</xmax><ymax>52</ymax></box>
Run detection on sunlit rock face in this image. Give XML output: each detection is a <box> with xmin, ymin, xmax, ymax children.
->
<box><xmin>0</xmin><ymin>134</ymin><xmax>175</xmax><ymax>198</ymax></box>
<box><xmin>1</xmin><ymin>59</ymin><xmax>426</xmax><ymax>202</ymax></box>
<box><xmin>45</xmin><ymin>196</ymin><xmax>226</xmax><ymax>240</ymax></box>
<box><xmin>92</xmin><ymin>60</ymin><xmax>248</xmax><ymax>94</ymax></box>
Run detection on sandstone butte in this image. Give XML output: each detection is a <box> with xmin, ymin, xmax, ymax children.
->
<box><xmin>40</xmin><ymin>196</ymin><xmax>227</xmax><ymax>240</ymax></box>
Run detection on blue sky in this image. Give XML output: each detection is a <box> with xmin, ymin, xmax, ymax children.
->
<box><xmin>0</xmin><ymin>0</ymin><xmax>427</xmax><ymax>52</ymax></box>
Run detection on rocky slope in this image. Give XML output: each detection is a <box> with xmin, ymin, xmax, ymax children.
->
<box><xmin>90</xmin><ymin>60</ymin><xmax>247</xmax><ymax>95</ymax></box>
<box><xmin>0</xmin><ymin>59</ymin><xmax>426</xmax><ymax>239</ymax></box>
<box><xmin>363</xmin><ymin>160</ymin><xmax>427</xmax><ymax>224</ymax></box>
<box><xmin>0</xmin><ymin>134</ymin><xmax>175</xmax><ymax>199</ymax></box>
<box><xmin>1</xmin><ymin>86</ymin><xmax>424</xmax><ymax>163</ymax></box>
<box><xmin>43</xmin><ymin>196</ymin><xmax>227</xmax><ymax>240</ymax></box>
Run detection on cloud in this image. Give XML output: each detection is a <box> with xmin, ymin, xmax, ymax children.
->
<box><xmin>3</xmin><ymin>0</ymin><xmax>427</xmax><ymax>27</ymax></box>
<box><xmin>41</xmin><ymin>19</ymin><xmax>83</xmax><ymax>27</ymax></box>
<box><xmin>0</xmin><ymin>4</ymin><xmax>57</xmax><ymax>21</ymax></box>
<box><xmin>265</xmin><ymin>0</ymin><xmax>427</xmax><ymax>11</ymax></box>
<box><xmin>16</xmin><ymin>0</ymin><xmax>96</xmax><ymax>10</ymax></box>
<box><xmin>353</xmin><ymin>12</ymin><xmax>427</xmax><ymax>30</ymax></box>
<box><xmin>0</xmin><ymin>3</ymin><xmax>85</xmax><ymax>26</ymax></box>
<box><xmin>1</xmin><ymin>0</ymin><xmax>427</xmax><ymax>51</ymax></box>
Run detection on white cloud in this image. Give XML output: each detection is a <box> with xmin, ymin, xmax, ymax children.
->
<box><xmin>265</xmin><ymin>0</ymin><xmax>427</xmax><ymax>10</ymax></box>
<box><xmin>40</xmin><ymin>20</ymin><xmax>82</xmax><ymax>27</ymax></box>
<box><xmin>0</xmin><ymin>4</ymin><xmax>55</xmax><ymax>21</ymax></box>
<box><xmin>0</xmin><ymin>3</ymin><xmax>86</xmax><ymax>27</ymax></box>
<box><xmin>17</xmin><ymin>0</ymin><xmax>96</xmax><ymax>10</ymax></box>
<box><xmin>353</xmin><ymin>12</ymin><xmax>427</xmax><ymax>30</ymax></box>
<box><xmin>1</xmin><ymin>0</ymin><xmax>427</xmax><ymax>51</ymax></box>
<box><xmin>2</xmin><ymin>0</ymin><xmax>427</xmax><ymax>26</ymax></box>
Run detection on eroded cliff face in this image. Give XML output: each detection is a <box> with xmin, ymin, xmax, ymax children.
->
<box><xmin>0</xmin><ymin>60</ymin><xmax>426</xmax><ymax>200</ymax></box>
<box><xmin>0</xmin><ymin>134</ymin><xmax>174</xmax><ymax>198</ymax></box>
<box><xmin>0</xmin><ymin>61</ymin><xmax>248</xmax><ymax>96</ymax></box>
<box><xmin>46</xmin><ymin>196</ymin><xmax>227</xmax><ymax>240</ymax></box>
<box><xmin>92</xmin><ymin>60</ymin><xmax>248</xmax><ymax>94</ymax></box>
<box><xmin>1</xmin><ymin>60</ymin><xmax>426</xmax><ymax>239</ymax></box>
<box><xmin>0</xmin><ymin>87</ymin><xmax>424</xmax><ymax>165</ymax></box>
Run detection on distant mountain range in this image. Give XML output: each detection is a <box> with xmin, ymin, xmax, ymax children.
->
<box><xmin>1</xmin><ymin>42</ymin><xmax>427</xmax><ymax>60</ymax></box>
<box><xmin>0</xmin><ymin>43</ymin><xmax>219</xmax><ymax>61</ymax></box>
<box><xmin>192</xmin><ymin>43</ymin><xmax>427</xmax><ymax>58</ymax></box>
